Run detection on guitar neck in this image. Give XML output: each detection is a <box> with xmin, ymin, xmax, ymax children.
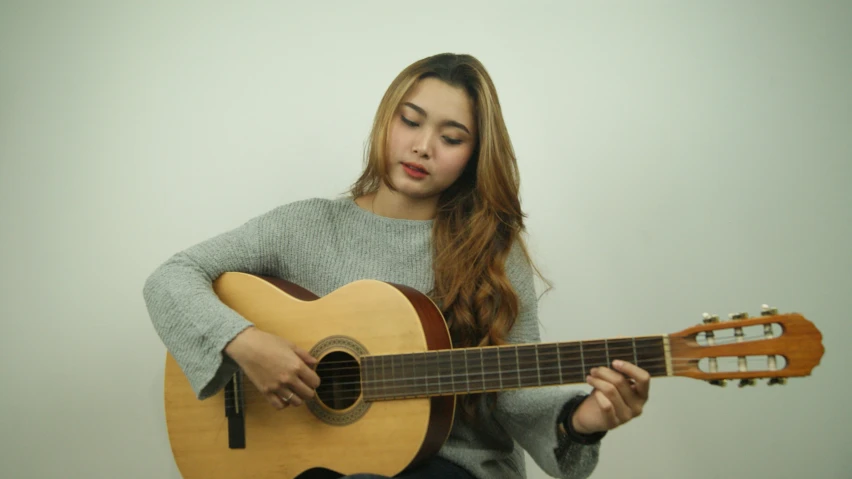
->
<box><xmin>361</xmin><ymin>335</ymin><xmax>671</xmax><ymax>400</ymax></box>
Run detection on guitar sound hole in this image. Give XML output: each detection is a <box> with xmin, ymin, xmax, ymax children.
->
<box><xmin>315</xmin><ymin>351</ymin><xmax>362</xmax><ymax>410</ymax></box>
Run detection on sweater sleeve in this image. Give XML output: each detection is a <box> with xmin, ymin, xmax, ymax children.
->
<box><xmin>490</xmin><ymin>242</ymin><xmax>601</xmax><ymax>479</ymax></box>
<box><xmin>143</xmin><ymin>207</ymin><xmax>283</xmax><ymax>400</ymax></box>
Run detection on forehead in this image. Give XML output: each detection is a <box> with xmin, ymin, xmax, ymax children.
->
<box><xmin>401</xmin><ymin>77</ymin><xmax>474</xmax><ymax>125</ymax></box>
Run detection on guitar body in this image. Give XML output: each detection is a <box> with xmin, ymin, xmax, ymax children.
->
<box><xmin>164</xmin><ymin>273</ymin><xmax>456</xmax><ymax>479</ymax></box>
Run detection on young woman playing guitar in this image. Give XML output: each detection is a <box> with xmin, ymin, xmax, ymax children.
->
<box><xmin>144</xmin><ymin>53</ymin><xmax>651</xmax><ymax>479</ymax></box>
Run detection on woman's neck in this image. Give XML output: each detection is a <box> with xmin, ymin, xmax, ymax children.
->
<box><xmin>359</xmin><ymin>188</ymin><xmax>439</xmax><ymax>221</ymax></box>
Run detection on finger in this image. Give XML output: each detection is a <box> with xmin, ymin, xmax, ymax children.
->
<box><xmin>590</xmin><ymin>367</ymin><xmax>635</xmax><ymax>407</ymax></box>
<box><xmin>586</xmin><ymin>375</ymin><xmax>631</xmax><ymax>424</ymax></box>
<box><xmin>591</xmin><ymin>389</ymin><xmax>619</xmax><ymax>427</ymax></box>
<box><xmin>612</xmin><ymin>360</ymin><xmax>651</xmax><ymax>399</ymax></box>
<box><xmin>299</xmin><ymin>363</ymin><xmax>322</xmax><ymax>389</ymax></box>
<box><xmin>282</xmin><ymin>378</ymin><xmax>317</xmax><ymax>405</ymax></box>
<box><xmin>275</xmin><ymin>388</ymin><xmax>303</xmax><ymax>407</ymax></box>
<box><xmin>267</xmin><ymin>392</ymin><xmax>289</xmax><ymax>410</ymax></box>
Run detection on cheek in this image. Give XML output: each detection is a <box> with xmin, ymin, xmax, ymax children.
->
<box><xmin>439</xmin><ymin>146</ymin><xmax>474</xmax><ymax>177</ymax></box>
<box><xmin>387</xmin><ymin>122</ymin><xmax>408</xmax><ymax>155</ymax></box>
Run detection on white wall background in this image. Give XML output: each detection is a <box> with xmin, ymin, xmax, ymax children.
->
<box><xmin>2</xmin><ymin>1</ymin><xmax>850</xmax><ymax>478</ymax></box>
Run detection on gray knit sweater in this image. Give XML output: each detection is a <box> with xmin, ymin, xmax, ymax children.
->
<box><xmin>143</xmin><ymin>196</ymin><xmax>600</xmax><ymax>479</ymax></box>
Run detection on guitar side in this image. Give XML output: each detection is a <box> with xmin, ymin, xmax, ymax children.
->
<box><xmin>163</xmin><ymin>273</ymin><xmax>456</xmax><ymax>479</ymax></box>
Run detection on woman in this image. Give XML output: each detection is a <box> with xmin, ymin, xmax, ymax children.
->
<box><xmin>144</xmin><ymin>53</ymin><xmax>650</xmax><ymax>479</ymax></box>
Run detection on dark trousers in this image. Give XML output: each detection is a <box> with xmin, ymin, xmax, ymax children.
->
<box><xmin>340</xmin><ymin>456</ymin><xmax>475</xmax><ymax>479</ymax></box>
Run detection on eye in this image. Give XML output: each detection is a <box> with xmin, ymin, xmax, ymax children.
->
<box><xmin>401</xmin><ymin>115</ymin><xmax>419</xmax><ymax>127</ymax></box>
<box><xmin>443</xmin><ymin>137</ymin><xmax>463</xmax><ymax>145</ymax></box>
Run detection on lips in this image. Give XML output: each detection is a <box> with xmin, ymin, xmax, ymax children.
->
<box><xmin>401</xmin><ymin>162</ymin><xmax>428</xmax><ymax>174</ymax></box>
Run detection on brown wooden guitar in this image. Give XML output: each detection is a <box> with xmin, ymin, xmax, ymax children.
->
<box><xmin>163</xmin><ymin>273</ymin><xmax>824</xmax><ymax>479</ymax></box>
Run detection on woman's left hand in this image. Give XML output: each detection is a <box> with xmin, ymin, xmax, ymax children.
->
<box><xmin>571</xmin><ymin>360</ymin><xmax>651</xmax><ymax>435</ymax></box>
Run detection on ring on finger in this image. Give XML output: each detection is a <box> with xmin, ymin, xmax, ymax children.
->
<box><xmin>280</xmin><ymin>392</ymin><xmax>294</xmax><ymax>403</ymax></box>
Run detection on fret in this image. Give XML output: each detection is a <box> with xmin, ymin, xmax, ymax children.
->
<box><xmin>465</xmin><ymin>349</ymin><xmax>484</xmax><ymax>392</ymax></box>
<box><xmin>448</xmin><ymin>349</ymin><xmax>455</xmax><ymax>392</ymax></box>
<box><xmin>409</xmin><ymin>353</ymin><xmax>418</xmax><ymax>396</ymax></box>
<box><xmin>635</xmin><ymin>336</ymin><xmax>668</xmax><ymax>377</ymax></box>
<box><xmin>376</xmin><ymin>356</ymin><xmax>388</xmax><ymax>396</ymax></box>
<box><xmin>498</xmin><ymin>347</ymin><xmax>521</xmax><ymax>389</ymax></box>
<box><xmin>463</xmin><ymin>349</ymin><xmax>470</xmax><ymax>393</ymax></box>
<box><xmin>368</xmin><ymin>356</ymin><xmax>377</xmax><ymax>399</ymax></box>
<box><xmin>389</xmin><ymin>354</ymin><xmax>398</xmax><ymax>396</ymax></box>
<box><xmin>360</xmin><ymin>357</ymin><xmax>370</xmax><ymax>399</ymax></box>
<box><xmin>436</xmin><ymin>351</ymin><xmax>453</xmax><ymax>395</ymax></box>
<box><xmin>481</xmin><ymin>348</ymin><xmax>501</xmax><ymax>391</ymax></box>
<box><xmin>607</xmin><ymin>338</ymin><xmax>639</xmax><ymax>368</ymax></box>
<box><xmin>633</xmin><ymin>337</ymin><xmax>638</xmax><ymax>366</ymax></box>
<box><xmin>450</xmin><ymin>350</ymin><xmax>469</xmax><ymax>394</ymax></box>
<box><xmin>516</xmin><ymin>345</ymin><xmax>541</xmax><ymax>387</ymax></box>
<box><xmin>376</xmin><ymin>356</ymin><xmax>384</xmax><ymax>398</ymax></box>
<box><xmin>411</xmin><ymin>353</ymin><xmax>425</xmax><ymax>397</ymax></box>
<box><xmin>581</xmin><ymin>340</ymin><xmax>611</xmax><ymax>371</ymax></box>
<box><xmin>536</xmin><ymin>343</ymin><xmax>561</xmax><ymax>386</ymax></box>
<box><xmin>423</xmin><ymin>352</ymin><xmax>431</xmax><ymax>396</ymax></box>
<box><xmin>399</xmin><ymin>354</ymin><xmax>411</xmax><ymax>397</ymax></box>
<box><xmin>556</xmin><ymin>342</ymin><xmax>584</xmax><ymax>384</ymax></box>
<box><xmin>515</xmin><ymin>346</ymin><xmax>522</xmax><ymax>386</ymax></box>
<box><xmin>534</xmin><ymin>346</ymin><xmax>541</xmax><ymax>385</ymax></box>
<box><xmin>556</xmin><ymin>343</ymin><xmax>563</xmax><ymax>383</ymax></box>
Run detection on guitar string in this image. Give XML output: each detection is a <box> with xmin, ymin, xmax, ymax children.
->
<box><xmin>229</xmin><ymin>355</ymin><xmax>776</xmax><ymax>389</ymax></box>
<box><xmin>266</xmin><ymin>333</ymin><xmax>781</xmax><ymax>374</ymax></box>
<box><xmin>217</xmin><ymin>355</ymin><xmax>785</xmax><ymax>408</ymax></box>
<box><xmin>284</xmin><ymin>331</ymin><xmax>775</xmax><ymax>370</ymax></box>
<box><xmin>213</xmin><ymin>335</ymin><xmax>785</xmax><ymax>394</ymax></box>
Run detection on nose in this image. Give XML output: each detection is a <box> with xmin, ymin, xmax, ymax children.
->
<box><xmin>412</xmin><ymin>131</ymin><xmax>432</xmax><ymax>158</ymax></box>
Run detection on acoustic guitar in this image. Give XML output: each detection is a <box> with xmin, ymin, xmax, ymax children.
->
<box><xmin>162</xmin><ymin>272</ymin><xmax>824</xmax><ymax>478</ymax></box>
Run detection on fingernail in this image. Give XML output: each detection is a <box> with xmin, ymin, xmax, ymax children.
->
<box><xmin>613</xmin><ymin>360</ymin><xmax>623</xmax><ymax>368</ymax></box>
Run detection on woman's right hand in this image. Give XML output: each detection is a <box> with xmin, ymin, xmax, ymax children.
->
<box><xmin>224</xmin><ymin>326</ymin><xmax>321</xmax><ymax>410</ymax></box>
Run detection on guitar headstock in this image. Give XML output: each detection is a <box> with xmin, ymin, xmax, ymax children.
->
<box><xmin>668</xmin><ymin>305</ymin><xmax>824</xmax><ymax>387</ymax></box>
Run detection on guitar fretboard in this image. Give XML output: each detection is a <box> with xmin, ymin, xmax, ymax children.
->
<box><xmin>361</xmin><ymin>336</ymin><xmax>669</xmax><ymax>400</ymax></box>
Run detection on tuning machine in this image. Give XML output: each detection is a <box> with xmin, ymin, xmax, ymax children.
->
<box><xmin>701</xmin><ymin>313</ymin><xmax>722</xmax><ymax>385</ymax></box>
<box><xmin>760</xmin><ymin>304</ymin><xmax>787</xmax><ymax>385</ymax></box>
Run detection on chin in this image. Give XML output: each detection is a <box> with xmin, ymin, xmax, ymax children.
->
<box><xmin>387</xmin><ymin>175</ymin><xmax>438</xmax><ymax>200</ymax></box>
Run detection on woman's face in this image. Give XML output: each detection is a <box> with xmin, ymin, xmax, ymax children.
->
<box><xmin>385</xmin><ymin>77</ymin><xmax>477</xmax><ymax>201</ymax></box>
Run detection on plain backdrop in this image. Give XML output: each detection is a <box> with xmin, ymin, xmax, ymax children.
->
<box><xmin>1</xmin><ymin>1</ymin><xmax>850</xmax><ymax>478</ymax></box>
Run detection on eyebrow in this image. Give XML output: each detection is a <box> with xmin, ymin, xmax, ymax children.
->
<box><xmin>403</xmin><ymin>102</ymin><xmax>472</xmax><ymax>135</ymax></box>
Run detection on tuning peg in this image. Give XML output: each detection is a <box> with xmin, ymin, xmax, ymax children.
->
<box><xmin>729</xmin><ymin>312</ymin><xmax>748</xmax><ymax>320</ymax></box>
<box><xmin>702</xmin><ymin>313</ymin><xmax>719</xmax><ymax>324</ymax></box>
<box><xmin>768</xmin><ymin>377</ymin><xmax>787</xmax><ymax>386</ymax></box>
<box><xmin>738</xmin><ymin>378</ymin><xmax>756</xmax><ymax>387</ymax></box>
<box><xmin>761</xmin><ymin>304</ymin><xmax>778</xmax><ymax>316</ymax></box>
<box><xmin>707</xmin><ymin>379</ymin><xmax>727</xmax><ymax>387</ymax></box>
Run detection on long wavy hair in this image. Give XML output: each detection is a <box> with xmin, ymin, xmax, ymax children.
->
<box><xmin>350</xmin><ymin>53</ymin><xmax>549</xmax><ymax>420</ymax></box>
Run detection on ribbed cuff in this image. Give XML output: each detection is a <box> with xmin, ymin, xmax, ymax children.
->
<box><xmin>557</xmin><ymin>394</ymin><xmax>607</xmax><ymax>445</ymax></box>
